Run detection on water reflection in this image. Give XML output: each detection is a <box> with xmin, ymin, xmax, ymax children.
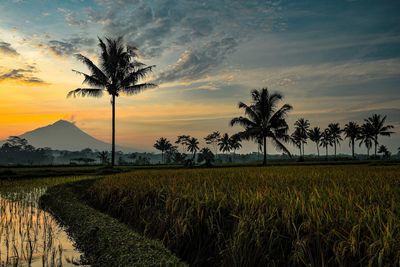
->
<box><xmin>0</xmin><ymin>188</ymin><xmax>87</xmax><ymax>267</ymax></box>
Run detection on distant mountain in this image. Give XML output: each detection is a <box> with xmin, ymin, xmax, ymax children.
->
<box><xmin>3</xmin><ymin>120</ymin><xmax>134</xmax><ymax>152</ymax></box>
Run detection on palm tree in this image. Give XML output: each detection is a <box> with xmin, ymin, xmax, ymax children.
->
<box><xmin>67</xmin><ymin>37</ymin><xmax>156</xmax><ymax>167</ymax></box>
<box><xmin>175</xmin><ymin>135</ymin><xmax>190</xmax><ymax>153</ymax></box>
<box><xmin>204</xmin><ymin>131</ymin><xmax>221</xmax><ymax>158</ymax></box>
<box><xmin>291</xmin><ymin>128</ymin><xmax>304</xmax><ymax>158</ymax></box>
<box><xmin>187</xmin><ymin>137</ymin><xmax>199</xmax><ymax>160</ymax></box>
<box><xmin>294</xmin><ymin>118</ymin><xmax>310</xmax><ymax>156</ymax></box>
<box><xmin>328</xmin><ymin>123</ymin><xmax>342</xmax><ymax>158</ymax></box>
<box><xmin>197</xmin><ymin>147</ymin><xmax>215</xmax><ymax>167</ymax></box>
<box><xmin>378</xmin><ymin>145</ymin><xmax>391</xmax><ymax>159</ymax></box>
<box><xmin>153</xmin><ymin>137</ymin><xmax>172</xmax><ymax>164</ymax></box>
<box><xmin>229</xmin><ymin>134</ymin><xmax>242</xmax><ymax>161</ymax></box>
<box><xmin>308</xmin><ymin>127</ymin><xmax>322</xmax><ymax>157</ymax></box>
<box><xmin>97</xmin><ymin>151</ymin><xmax>109</xmax><ymax>165</ymax></box>
<box><xmin>343</xmin><ymin>122</ymin><xmax>361</xmax><ymax>159</ymax></box>
<box><xmin>230</xmin><ymin>88</ymin><xmax>292</xmax><ymax>165</ymax></box>
<box><xmin>364</xmin><ymin>114</ymin><xmax>394</xmax><ymax>156</ymax></box>
<box><xmin>320</xmin><ymin>128</ymin><xmax>333</xmax><ymax>160</ymax></box>
<box><xmin>358</xmin><ymin>123</ymin><xmax>375</xmax><ymax>157</ymax></box>
<box><xmin>218</xmin><ymin>133</ymin><xmax>231</xmax><ymax>154</ymax></box>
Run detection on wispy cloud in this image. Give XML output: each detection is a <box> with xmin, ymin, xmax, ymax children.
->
<box><xmin>0</xmin><ymin>65</ymin><xmax>48</xmax><ymax>85</ymax></box>
<box><xmin>0</xmin><ymin>41</ymin><xmax>19</xmax><ymax>56</ymax></box>
<box><xmin>37</xmin><ymin>37</ymin><xmax>95</xmax><ymax>57</ymax></box>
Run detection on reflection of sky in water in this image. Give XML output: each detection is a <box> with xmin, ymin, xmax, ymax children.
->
<box><xmin>0</xmin><ymin>188</ymin><xmax>87</xmax><ymax>266</ymax></box>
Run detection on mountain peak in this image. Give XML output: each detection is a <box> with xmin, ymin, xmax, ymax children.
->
<box><xmin>52</xmin><ymin>119</ymin><xmax>75</xmax><ymax>127</ymax></box>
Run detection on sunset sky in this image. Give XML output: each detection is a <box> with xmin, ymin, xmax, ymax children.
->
<box><xmin>0</xmin><ymin>0</ymin><xmax>399</xmax><ymax>154</ymax></box>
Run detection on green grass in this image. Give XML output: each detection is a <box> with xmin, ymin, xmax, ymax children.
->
<box><xmin>83</xmin><ymin>165</ymin><xmax>400</xmax><ymax>266</ymax></box>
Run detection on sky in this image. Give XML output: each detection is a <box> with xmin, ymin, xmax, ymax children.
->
<box><xmin>0</xmin><ymin>0</ymin><xmax>399</xmax><ymax>154</ymax></box>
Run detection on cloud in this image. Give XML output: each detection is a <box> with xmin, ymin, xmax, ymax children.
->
<box><xmin>57</xmin><ymin>8</ymin><xmax>87</xmax><ymax>27</ymax></box>
<box><xmin>0</xmin><ymin>41</ymin><xmax>19</xmax><ymax>56</ymax></box>
<box><xmin>38</xmin><ymin>37</ymin><xmax>96</xmax><ymax>57</ymax></box>
<box><xmin>83</xmin><ymin>0</ymin><xmax>284</xmax><ymax>82</ymax></box>
<box><xmin>156</xmin><ymin>37</ymin><xmax>237</xmax><ymax>83</ymax></box>
<box><xmin>0</xmin><ymin>66</ymin><xmax>48</xmax><ymax>85</ymax></box>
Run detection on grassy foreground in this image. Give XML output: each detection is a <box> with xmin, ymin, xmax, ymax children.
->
<box><xmin>39</xmin><ymin>180</ymin><xmax>186</xmax><ymax>267</ymax></box>
<box><xmin>82</xmin><ymin>165</ymin><xmax>400</xmax><ymax>266</ymax></box>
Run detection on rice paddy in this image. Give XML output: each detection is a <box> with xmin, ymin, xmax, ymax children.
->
<box><xmin>0</xmin><ymin>176</ymin><xmax>93</xmax><ymax>267</ymax></box>
<box><xmin>84</xmin><ymin>165</ymin><xmax>400</xmax><ymax>266</ymax></box>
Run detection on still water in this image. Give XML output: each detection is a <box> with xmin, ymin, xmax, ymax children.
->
<box><xmin>0</xmin><ymin>188</ymin><xmax>87</xmax><ymax>267</ymax></box>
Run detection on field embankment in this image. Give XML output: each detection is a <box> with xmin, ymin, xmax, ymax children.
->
<box><xmin>40</xmin><ymin>180</ymin><xmax>187</xmax><ymax>267</ymax></box>
<box><xmin>82</xmin><ymin>165</ymin><xmax>400</xmax><ymax>266</ymax></box>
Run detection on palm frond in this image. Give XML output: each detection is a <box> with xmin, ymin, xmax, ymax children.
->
<box><xmin>121</xmin><ymin>66</ymin><xmax>155</xmax><ymax>86</ymax></box>
<box><xmin>75</xmin><ymin>54</ymin><xmax>108</xmax><ymax>83</ymax></box>
<box><xmin>120</xmin><ymin>83</ymin><xmax>157</xmax><ymax>95</ymax></box>
<box><xmin>67</xmin><ymin>88</ymin><xmax>104</xmax><ymax>98</ymax></box>
<box><xmin>72</xmin><ymin>70</ymin><xmax>106</xmax><ymax>88</ymax></box>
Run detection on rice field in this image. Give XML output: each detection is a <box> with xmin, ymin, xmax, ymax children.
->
<box><xmin>0</xmin><ymin>176</ymin><xmax>94</xmax><ymax>267</ymax></box>
<box><xmin>85</xmin><ymin>165</ymin><xmax>400</xmax><ymax>266</ymax></box>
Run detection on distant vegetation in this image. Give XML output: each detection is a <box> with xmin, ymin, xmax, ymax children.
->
<box><xmin>84</xmin><ymin>165</ymin><xmax>400</xmax><ymax>266</ymax></box>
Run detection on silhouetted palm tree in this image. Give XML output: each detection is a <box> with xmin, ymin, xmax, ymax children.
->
<box><xmin>229</xmin><ymin>134</ymin><xmax>242</xmax><ymax>160</ymax></box>
<box><xmin>291</xmin><ymin>128</ymin><xmax>304</xmax><ymax>157</ymax></box>
<box><xmin>176</xmin><ymin>135</ymin><xmax>190</xmax><ymax>153</ymax></box>
<box><xmin>365</xmin><ymin>114</ymin><xmax>394</xmax><ymax>156</ymax></box>
<box><xmin>68</xmin><ymin>37</ymin><xmax>156</xmax><ymax>167</ymax></box>
<box><xmin>294</xmin><ymin>118</ymin><xmax>310</xmax><ymax>156</ymax></box>
<box><xmin>97</xmin><ymin>151</ymin><xmax>109</xmax><ymax>165</ymax></box>
<box><xmin>308</xmin><ymin>127</ymin><xmax>322</xmax><ymax>157</ymax></box>
<box><xmin>218</xmin><ymin>133</ymin><xmax>231</xmax><ymax>154</ymax></box>
<box><xmin>230</xmin><ymin>88</ymin><xmax>292</xmax><ymax>165</ymax></box>
<box><xmin>187</xmin><ymin>137</ymin><xmax>199</xmax><ymax>160</ymax></box>
<box><xmin>378</xmin><ymin>145</ymin><xmax>391</xmax><ymax>159</ymax></box>
<box><xmin>320</xmin><ymin>128</ymin><xmax>333</xmax><ymax>160</ymax></box>
<box><xmin>328</xmin><ymin>123</ymin><xmax>342</xmax><ymax>158</ymax></box>
<box><xmin>197</xmin><ymin>147</ymin><xmax>215</xmax><ymax>167</ymax></box>
<box><xmin>154</xmin><ymin>137</ymin><xmax>172</xmax><ymax>164</ymax></box>
<box><xmin>358</xmin><ymin>123</ymin><xmax>375</xmax><ymax>157</ymax></box>
<box><xmin>204</xmin><ymin>131</ymin><xmax>221</xmax><ymax>158</ymax></box>
<box><xmin>344</xmin><ymin>121</ymin><xmax>361</xmax><ymax>159</ymax></box>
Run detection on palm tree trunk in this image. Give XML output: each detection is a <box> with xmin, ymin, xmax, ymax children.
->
<box><xmin>263</xmin><ymin>136</ymin><xmax>267</xmax><ymax>166</ymax></box>
<box><xmin>351</xmin><ymin>139</ymin><xmax>355</xmax><ymax>159</ymax></box>
<box><xmin>326</xmin><ymin>146</ymin><xmax>328</xmax><ymax>160</ymax></box>
<box><xmin>316</xmin><ymin>142</ymin><xmax>320</xmax><ymax>157</ymax></box>
<box><xmin>111</xmin><ymin>94</ymin><xmax>116</xmax><ymax>167</ymax></box>
<box><xmin>334</xmin><ymin>143</ymin><xmax>337</xmax><ymax>158</ymax></box>
<box><xmin>374</xmin><ymin>136</ymin><xmax>378</xmax><ymax>156</ymax></box>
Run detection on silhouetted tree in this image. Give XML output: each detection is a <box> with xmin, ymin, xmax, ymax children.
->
<box><xmin>344</xmin><ymin>122</ymin><xmax>361</xmax><ymax>159</ymax></box>
<box><xmin>320</xmin><ymin>129</ymin><xmax>333</xmax><ymax>160</ymax></box>
<box><xmin>204</xmin><ymin>131</ymin><xmax>221</xmax><ymax>158</ymax></box>
<box><xmin>97</xmin><ymin>151</ymin><xmax>109</xmax><ymax>165</ymax></box>
<box><xmin>218</xmin><ymin>133</ymin><xmax>231</xmax><ymax>154</ymax></box>
<box><xmin>294</xmin><ymin>118</ymin><xmax>310</xmax><ymax>156</ymax></box>
<box><xmin>175</xmin><ymin>135</ymin><xmax>190</xmax><ymax>153</ymax></box>
<box><xmin>328</xmin><ymin>123</ymin><xmax>342</xmax><ymax>158</ymax></box>
<box><xmin>365</xmin><ymin>114</ymin><xmax>394</xmax><ymax>157</ymax></box>
<box><xmin>229</xmin><ymin>134</ymin><xmax>242</xmax><ymax>161</ymax></box>
<box><xmin>308</xmin><ymin>127</ymin><xmax>322</xmax><ymax>157</ymax></box>
<box><xmin>67</xmin><ymin>37</ymin><xmax>156</xmax><ymax>167</ymax></box>
<box><xmin>230</xmin><ymin>88</ymin><xmax>292</xmax><ymax>165</ymax></box>
<box><xmin>197</xmin><ymin>147</ymin><xmax>215</xmax><ymax>167</ymax></box>
<box><xmin>358</xmin><ymin>123</ymin><xmax>375</xmax><ymax>157</ymax></box>
<box><xmin>378</xmin><ymin>145</ymin><xmax>391</xmax><ymax>159</ymax></box>
<box><xmin>153</xmin><ymin>137</ymin><xmax>172</xmax><ymax>164</ymax></box>
<box><xmin>291</xmin><ymin>128</ymin><xmax>304</xmax><ymax>158</ymax></box>
<box><xmin>187</xmin><ymin>137</ymin><xmax>199</xmax><ymax>160</ymax></box>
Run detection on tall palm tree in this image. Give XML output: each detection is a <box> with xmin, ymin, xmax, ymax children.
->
<box><xmin>328</xmin><ymin>123</ymin><xmax>342</xmax><ymax>158</ymax></box>
<box><xmin>308</xmin><ymin>127</ymin><xmax>322</xmax><ymax>157</ymax></box>
<box><xmin>218</xmin><ymin>133</ymin><xmax>231</xmax><ymax>154</ymax></box>
<box><xmin>294</xmin><ymin>118</ymin><xmax>310</xmax><ymax>156</ymax></box>
<box><xmin>358</xmin><ymin>123</ymin><xmax>375</xmax><ymax>157</ymax></box>
<box><xmin>187</xmin><ymin>137</ymin><xmax>199</xmax><ymax>160</ymax></box>
<box><xmin>204</xmin><ymin>131</ymin><xmax>221</xmax><ymax>158</ymax></box>
<box><xmin>230</xmin><ymin>88</ymin><xmax>292</xmax><ymax>165</ymax></box>
<box><xmin>320</xmin><ymin>128</ymin><xmax>333</xmax><ymax>160</ymax></box>
<box><xmin>68</xmin><ymin>37</ymin><xmax>156</xmax><ymax>167</ymax></box>
<box><xmin>343</xmin><ymin>121</ymin><xmax>361</xmax><ymax>159</ymax></box>
<box><xmin>291</xmin><ymin>128</ymin><xmax>304</xmax><ymax>157</ymax></box>
<box><xmin>364</xmin><ymin>114</ymin><xmax>394</xmax><ymax>156</ymax></box>
<box><xmin>229</xmin><ymin>134</ymin><xmax>242</xmax><ymax>161</ymax></box>
<box><xmin>153</xmin><ymin>137</ymin><xmax>172</xmax><ymax>164</ymax></box>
